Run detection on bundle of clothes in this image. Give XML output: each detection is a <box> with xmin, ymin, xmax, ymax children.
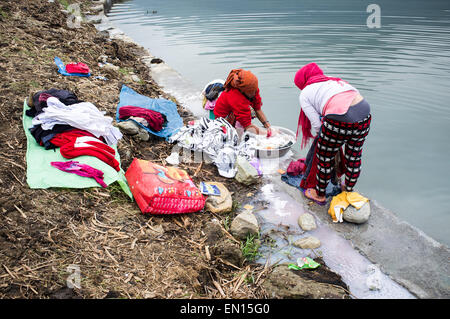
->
<box><xmin>167</xmin><ymin>117</ymin><xmax>258</xmax><ymax>178</ymax></box>
<box><xmin>118</xmin><ymin>105</ymin><xmax>167</xmax><ymax>132</ymax></box>
<box><xmin>201</xmin><ymin>79</ymin><xmax>225</xmax><ymax>120</ymax></box>
<box><xmin>54</xmin><ymin>57</ymin><xmax>91</xmax><ymax>77</ymax></box>
<box><xmin>27</xmin><ymin>89</ymin><xmax>123</xmax><ymax>186</ymax></box>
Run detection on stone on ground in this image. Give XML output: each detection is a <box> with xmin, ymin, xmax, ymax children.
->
<box><xmin>293</xmin><ymin>236</ymin><xmax>321</xmax><ymax>249</ymax></box>
<box><xmin>298</xmin><ymin>213</ymin><xmax>317</xmax><ymax>231</ymax></box>
<box><xmin>204</xmin><ymin>182</ymin><xmax>233</xmax><ymax>214</ymax></box>
<box><xmin>230</xmin><ymin>210</ymin><xmax>259</xmax><ymax>240</ymax></box>
<box><xmin>234</xmin><ymin>156</ymin><xmax>259</xmax><ymax>185</ymax></box>
<box><xmin>343</xmin><ymin>202</ymin><xmax>371</xmax><ymax>224</ymax></box>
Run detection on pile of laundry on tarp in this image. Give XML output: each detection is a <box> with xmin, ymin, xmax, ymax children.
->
<box><xmin>167</xmin><ymin>117</ymin><xmax>259</xmax><ymax>178</ymax></box>
<box><xmin>115</xmin><ymin>85</ymin><xmax>183</xmax><ymax>140</ymax></box>
<box><xmin>24</xmin><ymin>88</ymin><xmax>130</xmax><ymax>195</ymax></box>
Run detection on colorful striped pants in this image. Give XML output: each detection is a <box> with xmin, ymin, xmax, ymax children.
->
<box><xmin>315</xmin><ymin>114</ymin><xmax>371</xmax><ymax>197</ymax></box>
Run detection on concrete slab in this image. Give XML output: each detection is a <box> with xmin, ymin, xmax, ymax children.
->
<box><xmin>274</xmin><ymin>176</ymin><xmax>450</xmax><ymax>299</ymax></box>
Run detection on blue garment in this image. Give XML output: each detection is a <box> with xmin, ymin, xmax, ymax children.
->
<box><xmin>115</xmin><ymin>85</ymin><xmax>183</xmax><ymax>140</ymax></box>
<box><xmin>281</xmin><ymin>173</ymin><xmax>341</xmax><ymax>198</ymax></box>
<box><xmin>54</xmin><ymin>57</ymin><xmax>91</xmax><ymax>77</ymax></box>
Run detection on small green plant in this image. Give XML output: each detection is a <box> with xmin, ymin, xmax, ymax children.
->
<box><xmin>240</xmin><ymin>234</ymin><xmax>262</xmax><ymax>262</ymax></box>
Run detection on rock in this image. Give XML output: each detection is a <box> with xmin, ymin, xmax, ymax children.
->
<box><xmin>234</xmin><ymin>156</ymin><xmax>259</xmax><ymax>185</ymax></box>
<box><xmin>230</xmin><ymin>210</ymin><xmax>259</xmax><ymax>241</ymax></box>
<box><xmin>263</xmin><ymin>264</ymin><xmax>349</xmax><ymax>299</ymax></box>
<box><xmin>131</xmin><ymin>74</ymin><xmax>141</xmax><ymax>82</ymax></box>
<box><xmin>343</xmin><ymin>202</ymin><xmax>371</xmax><ymax>224</ymax></box>
<box><xmin>118</xmin><ymin>120</ymin><xmax>139</xmax><ymax>135</ymax></box>
<box><xmin>298</xmin><ymin>213</ymin><xmax>317</xmax><ymax>231</ymax></box>
<box><xmin>136</xmin><ymin>128</ymin><xmax>150</xmax><ymax>142</ymax></box>
<box><xmin>293</xmin><ymin>236</ymin><xmax>321</xmax><ymax>249</ymax></box>
<box><xmin>204</xmin><ymin>182</ymin><xmax>233</xmax><ymax>214</ymax></box>
<box><xmin>102</xmin><ymin>63</ymin><xmax>120</xmax><ymax>72</ymax></box>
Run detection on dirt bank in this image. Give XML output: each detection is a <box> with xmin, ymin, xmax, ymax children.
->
<box><xmin>0</xmin><ymin>0</ymin><xmax>349</xmax><ymax>299</ymax></box>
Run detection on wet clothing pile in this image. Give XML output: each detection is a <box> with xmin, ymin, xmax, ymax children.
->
<box><xmin>118</xmin><ymin>105</ymin><xmax>166</xmax><ymax>132</ymax></box>
<box><xmin>168</xmin><ymin>117</ymin><xmax>257</xmax><ymax>178</ymax></box>
<box><xmin>201</xmin><ymin>79</ymin><xmax>225</xmax><ymax>120</ymax></box>
<box><xmin>27</xmin><ymin>90</ymin><xmax>123</xmax><ymax>172</ymax></box>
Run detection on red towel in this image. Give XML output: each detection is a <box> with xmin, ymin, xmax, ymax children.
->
<box><xmin>118</xmin><ymin>106</ymin><xmax>165</xmax><ymax>132</ymax></box>
<box><xmin>60</xmin><ymin>136</ymin><xmax>120</xmax><ymax>172</ymax></box>
<box><xmin>66</xmin><ymin>62</ymin><xmax>90</xmax><ymax>74</ymax></box>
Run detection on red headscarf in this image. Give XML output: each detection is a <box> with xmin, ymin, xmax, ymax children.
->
<box><xmin>224</xmin><ymin>69</ymin><xmax>259</xmax><ymax>98</ymax></box>
<box><xmin>294</xmin><ymin>63</ymin><xmax>343</xmax><ymax>149</ymax></box>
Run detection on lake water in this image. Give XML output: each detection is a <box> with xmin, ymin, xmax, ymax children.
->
<box><xmin>107</xmin><ymin>0</ymin><xmax>450</xmax><ymax>246</ymax></box>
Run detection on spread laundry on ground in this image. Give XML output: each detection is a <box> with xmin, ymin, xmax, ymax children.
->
<box><xmin>118</xmin><ymin>105</ymin><xmax>166</xmax><ymax>132</ymax></box>
<box><xmin>116</xmin><ymin>85</ymin><xmax>183</xmax><ymax>139</ymax></box>
<box><xmin>168</xmin><ymin>117</ymin><xmax>257</xmax><ymax>178</ymax></box>
<box><xmin>54</xmin><ymin>56</ymin><xmax>91</xmax><ymax>77</ymax></box>
<box><xmin>51</xmin><ymin>161</ymin><xmax>107</xmax><ymax>188</ymax></box>
<box><xmin>32</xmin><ymin>96</ymin><xmax>122</xmax><ymax>146</ymax></box>
<box><xmin>23</xmin><ymin>97</ymin><xmax>131</xmax><ymax>197</ymax></box>
<box><xmin>328</xmin><ymin>191</ymin><xmax>369</xmax><ymax>223</ymax></box>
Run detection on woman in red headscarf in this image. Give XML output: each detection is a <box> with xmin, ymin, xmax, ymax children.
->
<box><xmin>214</xmin><ymin>69</ymin><xmax>273</xmax><ymax>135</ymax></box>
<box><xmin>294</xmin><ymin>63</ymin><xmax>372</xmax><ymax>205</ymax></box>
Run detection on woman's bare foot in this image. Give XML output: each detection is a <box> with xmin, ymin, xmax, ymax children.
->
<box><xmin>304</xmin><ymin>188</ymin><xmax>326</xmax><ymax>203</ymax></box>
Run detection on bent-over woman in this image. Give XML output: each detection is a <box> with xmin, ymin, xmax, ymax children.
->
<box><xmin>294</xmin><ymin>63</ymin><xmax>372</xmax><ymax>205</ymax></box>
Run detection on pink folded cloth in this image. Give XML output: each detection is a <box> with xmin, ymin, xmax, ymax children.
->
<box><xmin>65</xmin><ymin>62</ymin><xmax>90</xmax><ymax>74</ymax></box>
<box><xmin>50</xmin><ymin>161</ymin><xmax>107</xmax><ymax>188</ymax></box>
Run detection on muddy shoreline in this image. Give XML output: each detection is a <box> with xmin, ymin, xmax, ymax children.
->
<box><xmin>0</xmin><ymin>0</ymin><xmax>351</xmax><ymax>299</ymax></box>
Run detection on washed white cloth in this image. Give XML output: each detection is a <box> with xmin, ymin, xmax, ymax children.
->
<box><xmin>32</xmin><ymin>97</ymin><xmax>122</xmax><ymax>145</ymax></box>
<box><xmin>168</xmin><ymin>117</ymin><xmax>257</xmax><ymax>178</ymax></box>
<box><xmin>299</xmin><ymin>80</ymin><xmax>359</xmax><ymax>133</ymax></box>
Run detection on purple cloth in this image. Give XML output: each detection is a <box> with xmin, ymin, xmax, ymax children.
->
<box><xmin>50</xmin><ymin>161</ymin><xmax>107</xmax><ymax>188</ymax></box>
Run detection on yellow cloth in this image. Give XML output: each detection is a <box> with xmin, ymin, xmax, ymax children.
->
<box><xmin>328</xmin><ymin>191</ymin><xmax>369</xmax><ymax>223</ymax></box>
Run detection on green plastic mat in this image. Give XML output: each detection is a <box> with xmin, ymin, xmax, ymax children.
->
<box><xmin>23</xmin><ymin>99</ymin><xmax>132</xmax><ymax>198</ymax></box>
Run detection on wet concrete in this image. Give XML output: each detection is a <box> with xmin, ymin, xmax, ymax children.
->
<box><xmin>273</xmin><ymin>176</ymin><xmax>450</xmax><ymax>299</ymax></box>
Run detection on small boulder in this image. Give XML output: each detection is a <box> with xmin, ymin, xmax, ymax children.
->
<box><xmin>204</xmin><ymin>182</ymin><xmax>233</xmax><ymax>214</ymax></box>
<box><xmin>234</xmin><ymin>156</ymin><xmax>259</xmax><ymax>185</ymax></box>
<box><xmin>293</xmin><ymin>236</ymin><xmax>321</xmax><ymax>249</ymax></box>
<box><xmin>136</xmin><ymin>128</ymin><xmax>150</xmax><ymax>142</ymax></box>
<box><xmin>298</xmin><ymin>213</ymin><xmax>317</xmax><ymax>231</ymax></box>
<box><xmin>343</xmin><ymin>202</ymin><xmax>371</xmax><ymax>224</ymax></box>
<box><xmin>118</xmin><ymin>120</ymin><xmax>139</xmax><ymax>135</ymax></box>
<box><xmin>230</xmin><ymin>210</ymin><xmax>259</xmax><ymax>241</ymax></box>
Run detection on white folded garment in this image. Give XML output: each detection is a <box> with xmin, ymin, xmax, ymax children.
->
<box><xmin>32</xmin><ymin>97</ymin><xmax>122</xmax><ymax>145</ymax></box>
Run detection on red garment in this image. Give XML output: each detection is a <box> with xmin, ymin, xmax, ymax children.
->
<box><xmin>118</xmin><ymin>106</ymin><xmax>165</xmax><ymax>132</ymax></box>
<box><xmin>65</xmin><ymin>62</ymin><xmax>90</xmax><ymax>74</ymax></box>
<box><xmin>60</xmin><ymin>136</ymin><xmax>120</xmax><ymax>172</ymax></box>
<box><xmin>293</xmin><ymin>62</ymin><xmax>344</xmax><ymax>149</ymax></box>
<box><xmin>50</xmin><ymin>129</ymin><xmax>99</xmax><ymax>148</ymax></box>
<box><xmin>213</xmin><ymin>88</ymin><xmax>262</xmax><ymax>128</ymax></box>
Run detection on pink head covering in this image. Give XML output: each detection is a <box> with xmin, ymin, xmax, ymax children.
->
<box><xmin>294</xmin><ymin>63</ymin><xmax>343</xmax><ymax>149</ymax></box>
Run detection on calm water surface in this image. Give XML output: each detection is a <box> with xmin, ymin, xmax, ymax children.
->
<box><xmin>108</xmin><ymin>0</ymin><xmax>450</xmax><ymax>246</ymax></box>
